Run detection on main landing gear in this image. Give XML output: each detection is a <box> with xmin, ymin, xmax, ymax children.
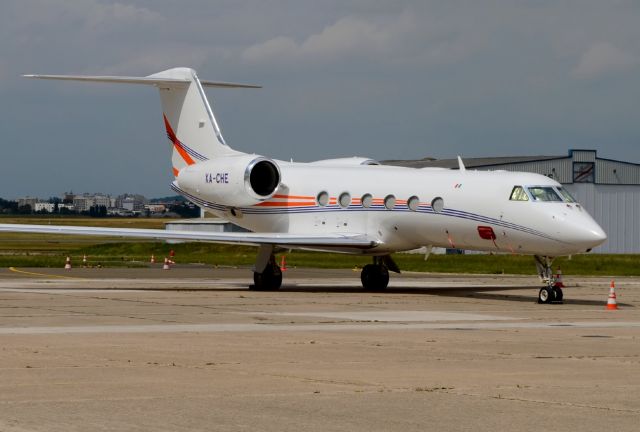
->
<box><xmin>251</xmin><ymin>245</ymin><xmax>282</xmax><ymax>291</ymax></box>
<box><xmin>360</xmin><ymin>255</ymin><xmax>400</xmax><ymax>290</ymax></box>
<box><xmin>253</xmin><ymin>260</ymin><xmax>282</xmax><ymax>290</ymax></box>
<box><xmin>534</xmin><ymin>255</ymin><xmax>563</xmax><ymax>304</ymax></box>
<box><xmin>250</xmin><ymin>246</ymin><xmax>403</xmax><ymax>291</ymax></box>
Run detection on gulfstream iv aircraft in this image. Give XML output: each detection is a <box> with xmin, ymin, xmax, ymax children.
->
<box><xmin>0</xmin><ymin>68</ymin><xmax>607</xmax><ymax>303</ymax></box>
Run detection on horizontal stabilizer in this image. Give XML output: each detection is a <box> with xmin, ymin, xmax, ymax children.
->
<box><xmin>23</xmin><ymin>74</ymin><xmax>261</xmax><ymax>89</ymax></box>
<box><xmin>0</xmin><ymin>224</ymin><xmax>377</xmax><ymax>249</ymax></box>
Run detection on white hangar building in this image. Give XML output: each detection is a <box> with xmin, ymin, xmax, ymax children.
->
<box><xmin>385</xmin><ymin>149</ymin><xmax>640</xmax><ymax>253</ymax></box>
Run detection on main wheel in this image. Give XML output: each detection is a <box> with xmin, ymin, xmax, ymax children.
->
<box><xmin>538</xmin><ymin>287</ymin><xmax>553</xmax><ymax>304</ymax></box>
<box><xmin>252</xmin><ymin>264</ymin><xmax>283</xmax><ymax>290</ymax></box>
<box><xmin>553</xmin><ymin>286</ymin><xmax>563</xmax><ymax>302</ymax></box>
<box><xmin>361</xmin><ymin>264</ymin><xmax>389</xmax><ymax>290</ymax></box>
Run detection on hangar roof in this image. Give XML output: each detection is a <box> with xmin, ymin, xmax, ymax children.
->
<box><xmin>383</xmin><ymin>155</ymin><xmax>560</xmax><ymax>169</ymax></box>
<box><xmin>383</xmin><ymin>149</ymin><xmax>640</xmax><ymax>185</ymax></box>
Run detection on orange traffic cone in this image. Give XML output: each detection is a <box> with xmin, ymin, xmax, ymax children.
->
<box><xmin>150</xmin><ymin>254</ymin><xmax>156</xmax><ymax>264</ymax></box>
<box><xmin>280</xmin><ymin>255</ymin><xmax>287</xmax><ymax>272</ymax></box>
<box><xmin>554</xmin><ymin>268</ymin><xmax>565</xmax><ymax>288</ymax></box>
<box><xmin>162</xmin><ymin>257</ymin><xmax>170</xmax><ymax>270</ymax></box>
<box><xmin>606</xmin><ymin>280</ymin><xmax>618</xmax><ymax>310</ymax></box>
<box><xmin>64</xmin><ymin>256</ymin><xmax>72</xmax><ymax>270</ymax></box>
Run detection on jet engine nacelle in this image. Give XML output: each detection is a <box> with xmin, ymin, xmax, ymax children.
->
<box><xmin>176</xmin><ymin>155</ymin><xmax>281</xmax><ymax>207</ymax></box>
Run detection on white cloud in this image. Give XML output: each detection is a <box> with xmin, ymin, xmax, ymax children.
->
<box><xmin>83</xmin><ymin>2</ymin><xmax>164</xmax><ymax>32</ymax></box>
<box><xmin>242</xmin><ymin>36</ymin><xmax>299</xmax><ymax>64</ymax></box>
<box><xmin>242</xmin><ymin>13</ymin><xmax>417</xmax><ymax>64</ymax></box>
<box><xmin>572</xmin><ymin>42</ymin><xmax>637</xmax><ymax>79</ymax></box>
<box><xmin>97</xmin><ymin>46</ymin><xmax>209</xmax><ymax>75</ymax></box>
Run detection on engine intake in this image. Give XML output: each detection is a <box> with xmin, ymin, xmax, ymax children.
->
<box><xmin>246</xmin><ymin>158</ymin><xmax>281</xmax><ymax>198</ymax></box>
<box><xmin>176</xmin><ymin>155</ymin><xmax>281</xmax><ymax>208</ymax></box>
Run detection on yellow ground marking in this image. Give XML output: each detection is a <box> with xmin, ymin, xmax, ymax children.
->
<box><xmin>8</xmin><ymin>267</ymin><xmax>87</xmax><ymax>280</ymax></box>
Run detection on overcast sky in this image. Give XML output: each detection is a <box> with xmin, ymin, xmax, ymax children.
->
<box><xmin>1</xmin><ymin>0</ymin><xmax>639</xmax><ymax>198</ymax></box>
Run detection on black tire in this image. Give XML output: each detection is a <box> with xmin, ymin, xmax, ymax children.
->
<box><xmin>252</xmin><ymin>264</ymin><xmax>282</xmax><ymax>290</ymax></box>
<box><xmin>361</xmin><ymin>264</ymin><xmax>389</xmax><ymax>290</ymax></box>
<box><xmin>538</xmin><ymin>287</ymin><xmax>553</xmax><ymax>304</ymax></box>
<box><xmin>553</xmin><ymin>287</ymin><xmax>563</xmax><ymax>302</ymax></box>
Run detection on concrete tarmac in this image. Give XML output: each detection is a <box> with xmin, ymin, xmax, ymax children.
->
<box><xmin>0</xmin><ymin>266</ymin><xmax>638</xmax><ymax>431</ymax></box>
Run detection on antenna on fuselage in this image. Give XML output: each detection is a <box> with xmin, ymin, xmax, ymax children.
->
<box><xmin>457</xmin><ymin>155</ymin><xmax>466</xmax><ymax>172</ymax></box>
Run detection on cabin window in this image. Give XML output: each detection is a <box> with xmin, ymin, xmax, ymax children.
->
<box><xmin>338</xmin><ymin>192</ymin><xmax>351</xmax><ymax>208</ymax></box>
<box><xmin>527</xmin><ymin>186</ymin><xmax>562</xmax><ymax>202</ymax></box>
<box><xmin>361</xmin><ymin>193</ymin><xmax>373</xmax><ymax>208</ymax></box>
<box><xmin>509</xmin><ymin>186</ymin><xmax>529</xmax><ymax>201</ymax></box>
<box><xmin>431</xmin><ymin>197</ymin><xmax>444</xmax><ymax>213</ymax></box>
<box><xmin>556</xmin><ymin>187</ymin><xmax>576</xmax><ymax>203</ymax></box>
<box><xmin>316</xmin><ymin>191</ymin><xmax>329</xmax><ymax>206</ymax></box>
<box><xmin>407</xmin><ymin>196</ymin><xmax>420</xmax><ymax>211</ymax></box>
<box><xmin>384</xmin><ymin>195</ymin><xmax>396</xmax><ymax>210</ymax></box>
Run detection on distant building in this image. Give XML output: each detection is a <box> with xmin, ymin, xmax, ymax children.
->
<box><xmin>145</xmin><ymin>204</ymin><xmax>166</xmax><ymax>213</ymax></box>
<box><xmin>34</xmin><ymin>202</ymin><xmax>74</xmax><ymax>213</ymax></box>
<box><xmin>385</xmin><ymin>149</ymin><xmax>640</xmax><ymax>253</ymax></box>
<box><xmin>116</xmin><ymin>194</ymin><xmax>147</xmax><ymax>212</ymax></box>
<box><xmin>73</xmin><ymin>195</ymin><xmax>95</xmax><ymax>212</ymax></box>
<box><xmin>18</xmin><ymin>197</ymin><xmax>38</xmax><ymax>208</ymax></box>
<box><xmin>34</xmin><ymin>202</ymin><xmax>55</xmax><ymax>212</ymax></box>
<box><xmin>93</xmin><ymin>194</ymin><xmax>111</xmax><ymax>208</ymax></box>
<box><xmin>61</xmin><ymin>192</ymin><xmax>75</xmax><ymax>204</ymax></box>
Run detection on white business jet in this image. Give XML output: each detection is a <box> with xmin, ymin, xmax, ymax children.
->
<box><xmin>0</xmin><ymin>68</ymin><xmax>606</xmax><ymax>303</ymax></box>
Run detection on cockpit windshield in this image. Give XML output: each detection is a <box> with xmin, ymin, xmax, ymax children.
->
<box><xmin>556</xmin><ymin>187</ymin><xmax>576</xmax><ymax>203</ymax></box>
<box><xmin>527</xmin><ymin>186</ymin><xmax>563</xmax><ymax>202</ymax></box>
<box><xmin>509</xmin><ymin>186</ymin><xmax>529</xmax><ymax>201</ymax></box>
<box><xmin>510</xmin><ymin>185</ymin><xmax>578</xmax><ymax>203</ymax></box>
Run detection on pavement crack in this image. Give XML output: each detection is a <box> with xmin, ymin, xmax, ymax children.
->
<box><xmin>452</xmin><ymin>391</ymin><xmax>640</xmax><ymax>414</ymax></box>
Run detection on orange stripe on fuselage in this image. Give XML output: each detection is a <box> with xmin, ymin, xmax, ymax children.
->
<box><xmin>172</xmin><ymin>167</ymin><xmax>179</xmax><ymax>177</ymax></box>
<box><xmin>272</xmin><ymin>194</ymin><xmax>315</xmax><ymax>200</ymax></box>
<box><xmin>256</xmin><ymin>201</ymin><xmax>317</xmax><ymax>207</ymax></box>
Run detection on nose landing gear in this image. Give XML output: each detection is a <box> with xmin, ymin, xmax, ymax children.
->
<box><xmin>534</xmin><ymin>255</ymin><xmax>563</xmax><ymax>304</ymax></box>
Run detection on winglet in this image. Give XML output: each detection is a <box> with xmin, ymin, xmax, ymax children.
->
<box><xmin>457</xmin><ymin>155</ymin><xmax>466</xmax><ymax>172</ymax></box>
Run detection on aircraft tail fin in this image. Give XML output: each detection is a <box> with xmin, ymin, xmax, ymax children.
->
<box><xmin>24</xmin><ymin>68</ymin><xmax>260</xmax><ymax>176</ymax></box>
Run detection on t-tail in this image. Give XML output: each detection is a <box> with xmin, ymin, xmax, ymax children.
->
<box><xmin>24</xmin><ymin>67</ymin><xmax>260</xmax><ymax>177</ymax></box>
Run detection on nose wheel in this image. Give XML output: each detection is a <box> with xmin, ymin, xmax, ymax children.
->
<box><xmin>538</xmin><ymin>286</ymin><xmax>563</xmax><ymax>304</ymax></box>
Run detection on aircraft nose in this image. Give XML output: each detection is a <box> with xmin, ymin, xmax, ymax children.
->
<box><xmin>577</xmin><ymin>218</ymin><xmax>607</xmax><ymax>250</ymax></box>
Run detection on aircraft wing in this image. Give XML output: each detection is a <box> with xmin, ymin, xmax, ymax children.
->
<box><xmin>0</xmin><ymin>223</ymin><xmax>377</xmax><ymax>249</ymax></box>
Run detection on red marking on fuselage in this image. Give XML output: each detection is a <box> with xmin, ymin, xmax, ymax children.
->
<box><xmin>164</xmin><ymin>114</ymin><xmax>195</xmax><ymax>166</ymax></box>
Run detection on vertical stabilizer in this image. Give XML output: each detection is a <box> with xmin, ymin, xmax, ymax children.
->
<box><xmin>149</xmin><ymin>68</ymin><xmax>242</xmax><ymax>176</ymax></box>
